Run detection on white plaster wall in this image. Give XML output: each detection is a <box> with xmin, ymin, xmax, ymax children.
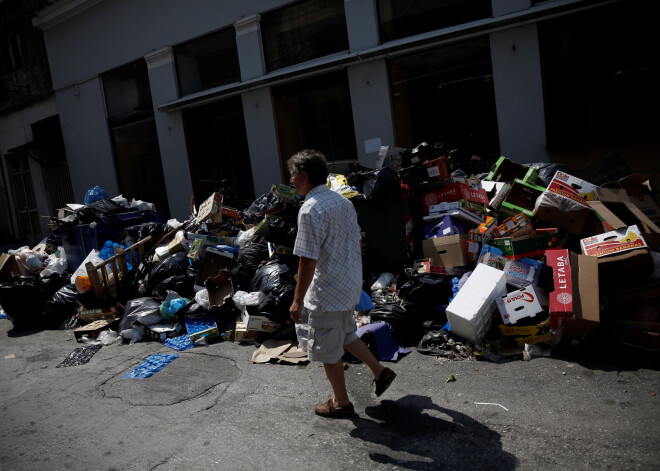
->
<box><xmin>490</xmin><ymin>24</ymin><xmax>548</xmax><ymax>163</ymax></box>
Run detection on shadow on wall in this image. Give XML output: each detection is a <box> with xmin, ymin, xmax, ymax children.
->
<box><xmin>349</xmin><ymin>394</ymin><xmax>518</xmax><ymax>470</ymax></box>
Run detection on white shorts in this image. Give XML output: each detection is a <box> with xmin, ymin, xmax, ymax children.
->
<box><xmin>307</xmin><ymin>310</ymin><xmax>358</xmax><ymax>364</ymax></box>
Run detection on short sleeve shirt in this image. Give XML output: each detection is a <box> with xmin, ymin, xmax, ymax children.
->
<box><xmin>293</xmin><ymin>185</ymin><xmax>362</xmax><ymax>312</ymax></box>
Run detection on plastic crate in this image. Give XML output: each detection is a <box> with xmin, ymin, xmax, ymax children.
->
<box><xmin>55</xmin><ymin>210</ymin><xmax>166</xmax><ymax>273</ymax></box>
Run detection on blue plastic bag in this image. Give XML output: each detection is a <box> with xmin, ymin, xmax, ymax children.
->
<box><xmin>84</xmin><ymin>186</ymin><xmax>109</xmax><ymax>205</ymax></box>
<box><xmin>355</xmin><ymin>290</ymin><xmax>375</xmax><ymax>311</ymax></box>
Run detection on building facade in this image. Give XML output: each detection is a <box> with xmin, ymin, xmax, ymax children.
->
<box><xmin>2</xmin><ymin>0</ymin><xmax>656</xmax><ymax>237</ymax></box>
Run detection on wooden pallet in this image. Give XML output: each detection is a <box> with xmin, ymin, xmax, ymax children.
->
<box><xmin>86</xmin><ymin>236</ymin><xmax>151</xmax><ymax>299</ymax></box>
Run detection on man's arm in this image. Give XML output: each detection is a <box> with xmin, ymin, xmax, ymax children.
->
<box><xmin>290</xmin><ymin>256</ymin><xmax>317</xmax><ymax>323</ymax></box>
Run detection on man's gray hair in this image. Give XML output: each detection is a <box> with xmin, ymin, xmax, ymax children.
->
<box><xmin>287</xmin><ymin>149</ymin><xmax>329</xmax><ymax>186</ymax></box>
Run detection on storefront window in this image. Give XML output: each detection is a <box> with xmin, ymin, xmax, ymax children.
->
<box><xmin>261</xmin><ymin>0</ymin><xmax>349</xmax><ymax>72</ymax></box>
<box><xmin>103</xmin><ymin>61</ymin><xmax>170</xmax><ymax>214</ymax></box>
<box><xmin>273</xmin><ymin>70</ymin><xmax>357</xmax><ymax>179</ymax></box>
<box><xmin>377</xmin><ymin>0</ymin><xmax>491</xmax><ymax>44</ymax></box>
<box><xmin>182</xmin><ymin>96</ymin><xmax>254</xmax><ymax>209</ymax></box>
<box><xmin>388</xmin><ymin>37</ymin><xmax>499</xmax><ymax>157</ymax></box>
<box><xmin>538</xmin><ymin>2</ymin><xmax>660</xmax><ymax>153</ymax></box>
<box><xmin>175</xmin><ymin>27</ymin><xmax>241</xmax><ymax>96</ymax></box>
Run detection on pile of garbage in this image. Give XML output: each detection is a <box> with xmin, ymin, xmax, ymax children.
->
<box><xmin>0</xmin><ymin>145</ymin><xmax>658</xmax><ymax>363</ymax></box>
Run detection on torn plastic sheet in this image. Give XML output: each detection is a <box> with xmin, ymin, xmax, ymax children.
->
<box><xmin>56</xmin><ymin>344</ymin><xmax>102</xmax><ymax>368</ymax></box>
<box><xmin>122</xmin><ymin>353</ymin><xmax>179</xmax><ymax>379</ymax></box>
<box><xmin>163</xmin><ymin>335</ymin><xmax>194</xmax><ymax>351</ymax></box>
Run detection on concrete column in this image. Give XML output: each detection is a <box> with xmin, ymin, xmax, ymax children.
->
<box><xmin>344</xmin><ymin>0</ymin><xmax>379</xmax><ymax>51</ymax></box>
<box><xmin>491</xmin><ymin>0</ymin><xmax>531</xmax><ymax>17</ymax></box>
<box><xmin>347</xmin><ymin>59</ymin><xmax>395</xmax><ymax>167</ymax></box>
<box><xmin>144</xmin><ymin>47</ymin><xmax>194</xmax><ymax>220</ymax></box>
<box><xmin>234</xmin><ymin>14</ymin><xmax>266</xmax><ymax>80</ymax></box>
<box><xmin>55</xmin><ymin>77</ymin><xmax>118</xmax><ymax>202</ymax></box>
<box><xmin>241</xmin><ymin>88</ymin><xmax>282</xmax><ymax>196</ymax></box>
<box><xmin>490</xmin><ymin>24</ymin><xmax>548</xmax><ymax>163</ymax></box>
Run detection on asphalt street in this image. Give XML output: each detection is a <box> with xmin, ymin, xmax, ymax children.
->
<box><xmin>0</xmin><ymin>318</ymin><xmax>658</xmax><ymax>471</ymax></box>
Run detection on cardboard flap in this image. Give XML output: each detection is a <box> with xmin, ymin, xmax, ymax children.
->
<box><xmin>596</xmin><ymin>187</ymin><xmax>660</xmax><ymax>233</ymax></box>
<box><xmin>570</xmin><ymin>252</ymin><xmax>599</xmax><ymax>323</ymax></box>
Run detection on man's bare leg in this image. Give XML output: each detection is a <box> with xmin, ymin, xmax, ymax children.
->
<box><xmin>344</xmin><ymin>338</ymin><xmax>385</xmax><ymax>379</ymax></box>
<box><xmin>323</xmin><ymin>360</ymin><xmax>351</xmax><ymax>407</ymax></box>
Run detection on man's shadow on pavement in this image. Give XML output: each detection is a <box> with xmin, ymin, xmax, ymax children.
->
<box><xmin>349</xmin><ymin>395</ymin><xmax>517</xmax><ymax>470</ymax></box>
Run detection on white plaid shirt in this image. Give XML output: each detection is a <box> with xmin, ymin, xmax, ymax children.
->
<box><xmin>294</xmin><ymin>185</ymin><xmax>362</xmax><ymax>312</ymax></box>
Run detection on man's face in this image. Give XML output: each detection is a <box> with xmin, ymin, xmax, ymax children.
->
<box><xmin>289</xmin><ymin>167</ymin><xmax>311</xmax><ymax>196</ymax></box>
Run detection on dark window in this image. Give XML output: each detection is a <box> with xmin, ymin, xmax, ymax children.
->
<box><xmin>273</xmin><ymin>70</ymin><xmax>357</xmax><ymax>179</ymax></box>
<box><xmin>175</xmin><ymin>27</ymin><xmax>241</xmax><ymax>96</ymax></box>
<box><xmin>1</xmin><ymin>32</ymin><xmax>26</xmax><ymax>74</ymax></box>
<box><xmin>538</xmin><ymin>2</ymin><xmax>660</xmax><ymax>152</ymax></box>
<box><xmin>387</xmin><ymin>37</ymin><xmax>498</xmax><ymax>157</ymax></box>
<box><xmin>377</xmin><ymin>0</ymin><xmax>492</xmax><ymax>43</ymax></box>
<box><xmin>261</xmin><ymin>0</ymin><xmax>349</xmax><ymax>72</ymax></box>
<box><xmin>102</xmin><ymin>61</ymin><xmax>154</xmax><ymax>125</ymax></box>
<box><xmin>182</xmin><ymin>97</ymin><xmax>255</xmax><ymax>209</ymax></box>
<box><xmin>103</xmin><ymin>61</ymin><xmax>169</xmax><ymax>214</ymax></box>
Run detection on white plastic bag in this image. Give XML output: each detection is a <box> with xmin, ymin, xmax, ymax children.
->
<box><xmin>195</xmin><ymin>289</ymin><xmax>210</xmax><ymax>310</ymax></box>
<box><xmin>130</xmin><ymin>198</ymin><xmax>155</xmax><ymax>211</ymax></box>
<box><xmin>40</xmin><ymin>247</ymin><xmax>68</xmax><ymax>278</ymax></box>
<box><xmin>70</xmin><ymin>250</ymin><xmax>104</xmax><ymax>284</ymax></box>
<box><xmin>232</xmin><ymin>291</ymin><xmax>265</xmax><ymax>311</ymax></box>
<box><xmin>98</xmin><ymin>329</ymin><xmax>118</xmax><ymax>345</ymax></box>
<box><xmin>371</xmin><ymin>272</ymin><xmax>395</xmax><ymax>291</ymax></box>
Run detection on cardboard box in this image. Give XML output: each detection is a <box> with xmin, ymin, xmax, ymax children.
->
<box><xmin>399</xmin><ymin>156</ymin><xmax>448</xmax><ymax>185</ymax></box>
<box><xmin>194</xmin><ymin>247</ymin><xmax>234</xmax><ymax>291</ymax></box>
<box><xmin>185</xmin><ymin>313</ymin><xmax>220</xmax><ymax>343</ymax></box>
<box><xmin>559</xmin><ymin>252</ymin><xmax>600</xmax><ymax>340</ymax></box>
<box><xmin>481</xmin><ymin>181</ymin><xmax>511</xmax><ymax>213</ymax></box>
<box><xmin>500</xmin><ymin>179</ymin><xmax>546</xmax><ymax>219</ymax></box>
<box><xmin>234</xmin><ymin>317</ymin><xmax>258</xmax><ymax>343</ymax></box>
<box><xmin>498</xmin><ymin>318</ymin><xmax>553</xmax><ymax>347</ymax></box>
<box><xmin>467</xmin><ymin>231</ymin><xmax>482</xmax><ymax>263</ymax></box>
<box><xmin>446</xmin><ymin>263</ymin><xmax>507</xmax><ymax>345</ymax></box>
<box><xmin>0</xmin><ymin>253</ymin><xmax>29</xmax><ymax>276</ymax></box>
<box><xmin>425</xmin><ymin>201</ymin><xmax>485</xmax><ymax>226</ymax></box>
<box><xmin>207</xmin><ymin>271</ymin><xmax>234</xmax><ymax>307</ymax></box>
<box><xmin>545</xmin><ymin>249</ymin><xmax>573</xmax><ymax>329</ymax></box>
<box><xmin>412</xmin><ymin>258</ymin><xmax>469</xmax><ymax>276</ymax></box>
<box><xmin>196</xmin><ymin>192</ymin><xmax>223</xmax><ymax>224</ymax></box>
<box><xmin>597</xmin><ymin>249</ymin><xmax>654</xmax><ymax>291</ymax></box>
<box><xmin>484</xmin><ymin>156</ymin><xmax>538</xmax><ymax>184</ymax></box>
<box><xmin>503</xmin><ymin>258</ymin><xmax>543</xmax><ymax>288</ymax></box>
<box><xmin>78</xmin><ymin>307</ymin><xmax>120</xmax><ymax>324</ymax></box>
<box><xmin>494</xmin><ymin>213</ymin><xmax>532</xmax><ymax>238</ymax></box>
<box><xmin>491</xmin><ymin>228</ymin><xmax>562</xmax><ymax>260</ymax></box>
<box><xmin>74</xmin><ymin>317</ymin><xmax>121</xmax><ymax>342</ymax></box>
<box><xmin>477</xmin><ymin>244</ymin><xmax>508</xmax><ymax>270</ymax></box>
<box><xmin>240</xmin><ymin>309</ymin><xmax>281</xmax><ymax>332</ymax></box>
<box><xmin>422</xmin><ymin>233</ymin><xmax>469</xmax><ymax>267</ymax></box>
<box><xmin>423</xmin><ymin>215</ymin><xmax>471</xmax><ymax>239</ymax></box>
<box><xmin>546</xmin><ymin>170</ymin><xmax>598</xmax><ymax>202</ymax></box>
<box><xmin>609</xmin><ymin>173</ymin><xmax>660</xmax><ymax>225</ymax></box>
<box><xmin>496</xmin><ymin>285</ymin><xmax>548</xmax><ymax>325</ymax></box>
<box><xmin>591</xmin><ymin>187</ymin><xmax>660</xmax><ymax>234</ymax></box>
<box><xmin>580</xmin><ymin>225</ymin><xmax>648</xmax><ymax>257</ymax></box>
<box><xmin>145</xmin><ymin>323</ymin><xmax>185</xmax><ymax>342</ymax></box>
<box><xmin>534</xmin><ymin>189</ymin><xmax>605</xmax><ymax>237</ymax></box>
<box><xmin>423</xmin><ymin>182</ymin><xmax>489</xmax><ymax>212</ymax></box>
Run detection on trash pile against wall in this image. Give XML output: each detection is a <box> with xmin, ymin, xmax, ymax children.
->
<box><xmin>0</xmin><ymin>146</ymin><xmax>659</xmax><ymax>364</ymax></box>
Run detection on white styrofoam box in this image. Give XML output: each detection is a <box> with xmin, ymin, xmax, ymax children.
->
<box><xmin>446</xmin><ymin>264</ymin><xmax>507</xmax><ymax>345</ymax></box>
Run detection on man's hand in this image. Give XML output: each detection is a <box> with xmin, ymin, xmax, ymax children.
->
<box><xmin>289</xmin><ymin>256</ymin><xmax>317</xmax><ymax>325</ymax></box>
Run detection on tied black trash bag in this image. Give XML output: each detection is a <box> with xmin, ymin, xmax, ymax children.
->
<box><xmin>242</xmin><ymin>193</ymin><xmax>282</xmax><ymax>225</ymax></box>
<box><xmin>396</xmin><ymin>269</ymin><xmax>454</xmax><ymax>313</ymax></box>
<box><xmin>76</xmin><ymin>199</ymin><xmax>128</xmax><ymax>224</ymax></box>
<box><xmin>249</xmin><ymin>257</ymin><xmax>298</xmax><ymax>324</ymax></box>
<box><xmin>369</xmin><ymin>301</ymin><xmax>425</xmax><ymax>347</ymax></box>
<box><xmin>363</xmin><ymin>167</ymin><xmax>400</xmax><ymax>200</ymax></box>
<box><xmin>0</xmin><ymin>273</ymin><xmax>67</xmax><ymax>330</ymax></box>
<box><xmin>262</xmin><ymin>216</ymin><xmax>298</xmax><ymax>247</ymax></box>
<box><xmin>148</xmin><ymin>253</ymin><xmax>197</xmax><ymax>299</ymax></box>
<box><xmin>231</xmin><ymin>238</ymin><xmax>269</xmax><ymax>292</ymax></box>
<box><xmin>119</xmin><ymin>222</ymin><xmax>170</xmax><ymax>252</ymax></box>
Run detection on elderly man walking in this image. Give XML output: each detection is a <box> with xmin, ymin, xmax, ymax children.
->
<box><xmin>288</xmin><ymin>149</ymin><xmax>396</xmax><ymax>418</ymax></box>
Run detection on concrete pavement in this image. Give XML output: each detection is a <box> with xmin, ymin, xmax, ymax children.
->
<box><xmin>0</xmin><ymin>319</ymin><xmax>658</xmax><ymax>470</ymax></box>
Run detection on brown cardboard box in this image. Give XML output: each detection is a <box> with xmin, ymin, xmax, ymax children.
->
<box><xmin>0</xmin><ymin>253</ymin><xmax>29</xmax><ymax>276</ymax></box>
<box><xmin>560</xmin><ymin>253</ymin><xmax>600</xmax><ymax>340</ymax></box>
<box><xmin>207</xmin><ymin>271</ymin><xmax>234</xmax><ymax>307</ymax></box>
<box><xmin>194</xmin><ymin>247</ymin><xmax>233</xmax><ymax>291</ymax></box>
<box><xmin>422</xmin><ymin>234</ymin><xmax>469</xmax><ymax>267</ymax></box>
<box><xmin>74</xmin><ymin>317</ymin><xmax>121</xmax><ymax>342</ymax></box>
<box><xmin>591</xmin><ymin>187</ymin><xmax>660</xmax><ymax>233</ymax></box>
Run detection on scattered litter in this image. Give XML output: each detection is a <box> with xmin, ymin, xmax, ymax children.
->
<box><xmin>446</xmin><ymin>374</ymin><xmax>456</xmax><ymax>383</ymax></box>
<box><xmin>122</xmin><ymin>353</ymin><xmax>179</xmax><ymax>379</ymax></box>
<box><xmin>57</xmin><ymin>344</ymin><xmax>102</xmax><ymax>367</ymax></box>
<box><xmin>5</xmin><ymin>354</ymin><xmax>15</xmax><ymax>359</ymax></box>
<box><xmin>475</xmin><ymin>402</ymin><xmax>509</xmax><ymax>411</ymax></box>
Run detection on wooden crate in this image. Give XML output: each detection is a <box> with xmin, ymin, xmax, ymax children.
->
<box><xmin>86</xmin><ymin>236</ymin><xmax>151</xmax><ymax>299</ymax></box>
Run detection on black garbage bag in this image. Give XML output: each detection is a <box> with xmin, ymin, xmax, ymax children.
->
<box><xmin>76</xmin><ymin>199</ymin><xmax>128</xmax><ymax>224</ymax></box>
<box><xmin>363</xmin><ymin>167</ymin><xmax>400</xmax><ymax>200</ymax></box>
<box><xmin>231</xmin><ymin>238</ymin><xmax>269</xmax><ymax>292</ymax></box>
<box><xmin>396</xmin><ymin>269</ymin><xmax>454</xmax><ymax>313</ymax></box>
<box><xmin>118</xmin><ymin>222</ymin><xmax>170</xmax><ymax>252</ymax></box>
<box><xmin>43</xmin><ymin>283</ymin><xmax>80</xmax><ymax>329</ymax></box>
<box><xmin>528</xmin><ymin>163</ymin><xmax>570</xmax><ymax>188</ymax></box>
<box><xmin>118</xmin><ymin>297</ymin><xmax>162</xmax><ymax>333</ymax></box>
<box><xmin>346</xmin><ymin>167</ymin><xmax>376</xmax><ymax>193</ymax></box>
<box><xmin>417</xmin><ymin>319</ymin><xmax>472</xmax><ymax>359</ymax></box>
<box><xmin>262</xmin><ymin>216</ymin><xmax>298</xmax><ymax>247</ymax></box>
<box><xmin>369</xmin><ymin>301</ymin><xmax>425</xmax><ymax>346</ymax></box>
<box><xmin>147</xmin><ymin>253</ymin><xmax>190</xmax><ymax>289</ymax></box>
<box><xmin>249</xmin><ymin>257</ymin><xmax>298</xmax><ymax>324</ymax></box>
<box><xmin>150</xmin><ymin>266</ymin><xmax>197</xmax><ymax>300</ymax></box>
<box><xmin>0</xmin><ymin>273</ymin><xmax>67</xmax><ymax>330</ymax></box>
<box><xmin>243</xmin><ymin>193</ymin><xmax>282</xmax><ymax>224</ymax></box>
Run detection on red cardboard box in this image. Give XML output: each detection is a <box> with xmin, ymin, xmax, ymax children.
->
<box><xmin>580</xmin><ymin>225</ymin><xmax>648</xmax><ymax>257</ymax></box>
<box><xmin>423</xmin><ymin>182</ymin><xmax>489</xmax><ymax>212</ymax></box>
<box><xmin>546</xmin><ymin>249</ymin><xmax>573</xmax><ymax>329</ymax></box>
